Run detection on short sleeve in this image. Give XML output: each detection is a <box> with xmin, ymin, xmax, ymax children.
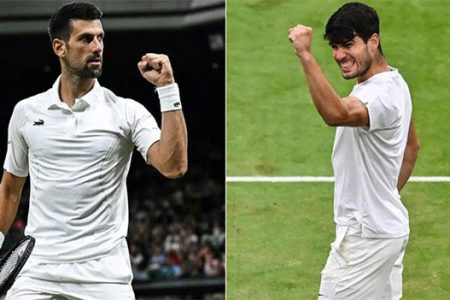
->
<box><xmin>364</xmin><ymin>92</ymin><xmax>401</xmax><ymax>131</ymax></box>
<box><xmin>352</xmin><ymin>82</ymin><xmax>401</xmax><ymax>132</ymax></box>
<box><xmin>4</xmin><ymin>103</ymin><xmax>29</xmax><ymax>177</ymax></box>
<box><xmin>127</xmin><ymin>101</ymin><xmax>161</xmax><ymax>162</ymax></box>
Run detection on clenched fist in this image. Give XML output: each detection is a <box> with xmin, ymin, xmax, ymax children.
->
<box><xmin>288</xmin><ymin>25</ymin><xmax>313</xmax><ymax>57</ymax></box>
<box><xmin>137</xmin><ymin>53</ymin><xmax>175</xmax><ymax>87</ymax></box>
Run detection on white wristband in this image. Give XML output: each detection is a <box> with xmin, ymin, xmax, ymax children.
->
<box><xmin>156</xmin><ymin>83</ymin><xmax>182</xmax><ymax>112</ymax></box>
<box><xmin>0</xmin><ymin>231</ymin><xmax>4</xmax><ymax>249</ymax></box>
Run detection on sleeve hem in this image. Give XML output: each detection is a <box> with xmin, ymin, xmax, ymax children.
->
<box><xmin>3</xmin><ymin>167</ymin><xmax>28</xmax><ymax>178</ymax></box>
<box><xmin>141</xmin><ymin>137</ymin><xmax>161</xmax><ymax>164</ymax></box>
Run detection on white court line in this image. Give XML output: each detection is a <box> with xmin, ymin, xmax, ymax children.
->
<box><xmin>227</xmin><ymin>176</ymin><xmax>450</xmax><ymax>182</ymax></box>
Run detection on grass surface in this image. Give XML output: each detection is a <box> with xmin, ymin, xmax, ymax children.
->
<box><xmin>227</xmin><ymin>0</ymin><xmax>450</xmax><ymax>298</ymax></box>
<box><xmin>227</xmin><ymin>183</ymin><xmax>450</xmax><ymax>299</ymax></box>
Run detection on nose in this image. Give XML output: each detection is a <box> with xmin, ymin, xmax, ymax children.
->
<box><xmin>333</xmin><ymin>47</ymin><xmax>346</xmax><ymax>61</ymax></box>
<box><xmin>91</xmin><ymin>38</ymin><xmax>103</xmax><ymax>53</ymax></box>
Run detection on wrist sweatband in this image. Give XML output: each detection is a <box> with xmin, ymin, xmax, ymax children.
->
<box><xmin>156</xmin><ymin>83</ymin><xmax>182</xmax><ymax>112</ymax></box>
<box><xmin>0</xmin><ymin>231</ymin><xmax>4</xmax><ymax>249</ymax></box>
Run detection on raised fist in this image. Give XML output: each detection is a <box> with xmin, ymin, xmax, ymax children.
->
<box><xmin>288</xmin><ymin>25</ymin><xmax>314</xmax><ymax>57</ymax></box>
<box><xmin>137</xmin><ymin>53</ymin><xmax>175</xmax><ymax>87</ymax></box>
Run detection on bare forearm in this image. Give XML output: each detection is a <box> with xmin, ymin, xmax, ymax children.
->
<box><xmin>0</xmin><ymin>187</ymin><xmax>21</xmax><ymax>235</ymax></box>
<box><xmin>397</xmin><ymin>162</ymin><xmax>414</xmax><ymax>192</ymax></box>
<box><xmin>398</xmin><ymin>120</ymin><xmax>420</xmax><ymax>192</ymax></box>
<box><xmin>288</xmin><ymin>25</ymin><xmax>345</xmax><ymax>123</ymax></box>
<box><xmin>138</xmin><ymin>53</ymin><xmax>188</xmax><ymax>178</ymax></box>
<box><xmin>299</xmin><ymin>53</ymin><xmax>348</xmax><ymax>125</ymax></box>
<box><xmin>155</xmin><ymin>110</ymin><xmax>188</xmax><ymax>178</ymax></box>
<box><xmin>289</xmin><ymin>25</ymin><xmax>368</xmax><ymax>127</ymax></box>
<box><xmin>397</xmin><ymin>145</ymin><xmax>419</xmax><ymax>192</ymax></box>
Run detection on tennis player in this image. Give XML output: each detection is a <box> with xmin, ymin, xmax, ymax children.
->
<box><xmin>288</xmin><ymin>2</ymin><xmax>419</xmax><ymax>299</ymax></box>
<box><xmin>0</xmin><ymin>2</ymin><xmax>187</xmax><ymax>299</ymax></box>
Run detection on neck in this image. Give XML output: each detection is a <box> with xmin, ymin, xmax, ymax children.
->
<box><xmin>357</xmin><ymin>54</ymin><xmax>390</xmax><ymax>83</ymax></box>
<box><xmin>59</xmin><ymin>70</ymin><xmax>95</xmax><ymax>108</ymax></box>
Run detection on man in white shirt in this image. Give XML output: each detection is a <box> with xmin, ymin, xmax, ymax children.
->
<box><xmin>0</xmin><ymin>2</ymin><xmax>187</xmax><ymax>299</ymax></box>
<box><xmin>288</xmin><ymin>2</ymin><xmax>419</xmax><ymax>299</ymax></box>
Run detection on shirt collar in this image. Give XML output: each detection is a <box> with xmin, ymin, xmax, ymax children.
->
<box><xmin>48</xmin><ymin>76</ymin><xmax>102</xmax><ymax>111</ymax></box>
<box><xmin>357</xmin><ymin>66</ymin><xmax>399</xmax><ymax>86</ymax></box>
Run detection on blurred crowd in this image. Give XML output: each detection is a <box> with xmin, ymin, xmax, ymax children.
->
<box><xmin>127</xmin><ymin>158</ymin><xmax>225</xmax><ymax>281</ymax></box>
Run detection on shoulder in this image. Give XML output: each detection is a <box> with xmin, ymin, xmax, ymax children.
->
<box><xmin>102</xmin><ymin>87</ymin><xmax>146</xmax><ymax>109</ymax></box>
<box><xmin>354</xmin><ymin>71</ymin><xmax>409</xmax><ymax>102</ymax></box>
<box><xmin>378</xmin><ymin>71</ymin><xmax>411</xmax><ymax>108</ymax></box>
<box><xmin>17</xmin><ymin>89</ymin><xmax>51</xmax><ymax>107</ymax></box>
<box><xmin>11</xmin><ymin>88</ymin><xmax>53</xmax><ymax>120</ymax></box>
<box><xmin>389</xmin><ymin>70</ymin><xmax>410</xmax><ymax>94</ymax></box>
<box><xmin>101</xmin><ymin>87</ymin><xmax>153</xmax><ymax>122</ymax></box>
<box><xmin>377</xmin><ymin>69</ymin><xmax>410</xmax><ymax>94</ymax></box>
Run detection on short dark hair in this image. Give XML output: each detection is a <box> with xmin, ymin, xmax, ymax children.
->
<box><xmin>48</xmin><ymin>2</ymin><xmax>103</xmax><ymax>42</ymax></box>
<box><xmin>324</xmin><ymin>2</ymin><xmax>382</xmax><ymax>53</ymax></box>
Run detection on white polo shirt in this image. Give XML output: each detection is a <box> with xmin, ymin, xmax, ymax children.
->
<box><xmin>332</xmin><ymin>68</ymin><xmax>412</xmax><ymax>238</ymax></box>
<box><xmin>4</xmin><ymin>77</ymin><xmax>161</xmax><ymax>263</ymax></box>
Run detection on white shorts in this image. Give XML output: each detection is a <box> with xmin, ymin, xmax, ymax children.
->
<box><xmin>318</xmin><ymin>224</ymin><xmax>408</xmax><ymax>300</ymax></box>
<box><xmin>6</xmin><ymin>240</ymin><xmax>135</xmax><ymax>300</ymax></box>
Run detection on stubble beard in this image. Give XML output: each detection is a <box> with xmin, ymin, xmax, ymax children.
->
<box><xmin>80</xmin><ymin>64</ymin><xmax>102</xmax><ymax>79</ymax></box>
<box><xmin>73</xmin><ymin>62</ymin><xmax>102</xmax><ymax>79</ymax></box>
<box><xmin>342</xmin><ymin>48</ymin><xmax>372</xmax><ymax>80</ymax></box>
<box><xmin>64</xmin><ymin>56</ymin><xmax>103</xmax><ymax>79</ymax></box>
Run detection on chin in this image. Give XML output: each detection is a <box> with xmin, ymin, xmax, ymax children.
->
<box><xmin>87</xmin><ymin>68</ymin><xmax>102</xmax><ymax>78</ymax></box>
<box><xmin>342</xmin><ymin>72</ymin><xmax>357</xmax><ymax>80</ymax></box>
<box><xmin>92</xmin><ymin>70</ymin><xmax>102</xmax><ymax>78</ymax></box>
<box><xmin>77</xmin><ymin>66</ymin><xmax>103</xmax><ymax>79</ymax></box>
<box><xmin>90</xmin><ymin>66</ymin><xmax>103</xmax><ymax>75</ymax></box>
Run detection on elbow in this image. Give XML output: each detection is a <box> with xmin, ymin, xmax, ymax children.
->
<box><xmin>162</xmin><ymin>162</ymin><xmax>188</xmax><ymax>179</ymax></box>
<box><xmin>323</xmin><ymin>113</ymin><xmax>347</xmax><ymax>127</ymax></box>
<box><xmin>319</xmin><ymin>105</ymin><xmax>350</xmax><ymax>127</ymax></box>
<box><xmin>324</xmin><ymin>118</ymin><xmax>340</xmax><ymax>127</ymax></box>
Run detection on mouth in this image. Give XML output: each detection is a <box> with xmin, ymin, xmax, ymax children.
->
<box><xmin>339</xmin><ymin>58</ymin><xmax>355</xmax><ymax>72</ymax></box>
<box><xmin>87</xmin><ymin>57</ymin><xmax>102</xmax><ymax>66</ymax></box>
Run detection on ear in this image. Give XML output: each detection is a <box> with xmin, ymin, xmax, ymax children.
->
<box><xmin>368</xmin><ymin>33</ymin><xmax>380</xmax><ymax>52</ymax></box>
<box><xmin>52</xmin><ymin>38</ymin><xmax>67</xmax><ymax>59</ymax></box>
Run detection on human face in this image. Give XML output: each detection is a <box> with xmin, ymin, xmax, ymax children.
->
<box><xmin>331</xmin><ymin>35</ymin><xmax>372</xmax><ymax>81</ymax></box>
<box><xmin>64</xmin><ymin>19</ymin><xmax>104</xmax><ymax>79</ymax></box>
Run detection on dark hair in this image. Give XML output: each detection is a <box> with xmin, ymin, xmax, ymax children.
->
<box><xmin>48</xmin><ymin>2</ymin><xmax>103</xmax><ymax>42</ymax></box>
<box><xmin>324</xmin><ymin>2</ymin><xmax>382</xmax><ymax>53</ymax></box>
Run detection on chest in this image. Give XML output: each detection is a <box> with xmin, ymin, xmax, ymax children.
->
<box><xmin>22</xmin><ymin>106</ymin><xmax>131</xmax><ymax>161</ymax></box>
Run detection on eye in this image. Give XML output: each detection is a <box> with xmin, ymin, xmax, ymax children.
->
<box><xmin>344</xmin><ymin>42</ymin><xmax>353</xmax><ymax>48</ymax></box>
<box><xmin>80</xmin><ymin>35</ymin><xmax>93</xmax><ymax>43</ymax></box>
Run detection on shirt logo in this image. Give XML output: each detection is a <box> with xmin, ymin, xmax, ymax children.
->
<box><xmin>174</xmin><ymin>102</ymin><xmax>181</xmax><ymax>107</ymax></box>
<box><xmin>33</xmin><ymin>119</ymin><xmax>44</xmax><ymax>126</ymax></box>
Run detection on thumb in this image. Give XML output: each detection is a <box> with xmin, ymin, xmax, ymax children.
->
<box><xmin>137</xmin><ymin>61</ymin><xmax>147</xmax><ymax>73</ymax></box>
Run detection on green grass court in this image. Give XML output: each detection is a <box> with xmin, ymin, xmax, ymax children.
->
<box><xmin>227</xmin><ymin>0</ymin><xmax>450</xmax><ymax>299</ymax></box>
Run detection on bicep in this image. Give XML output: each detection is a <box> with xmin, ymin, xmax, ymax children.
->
<box><xmin>331</xmin><ymin>96</ymin><xmax>369</xmax><ymax>127</ymax></box>
<box><xmin>146</xmin><ymin>141</ymin><xmax>161</xmax><ymax>167</ymax></box>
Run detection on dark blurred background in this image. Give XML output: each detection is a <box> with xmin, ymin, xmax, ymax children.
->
<box><xmin>0</xmin><ymin>1</ymin><xmax>225</xmax><ymax>299</ymax></box>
